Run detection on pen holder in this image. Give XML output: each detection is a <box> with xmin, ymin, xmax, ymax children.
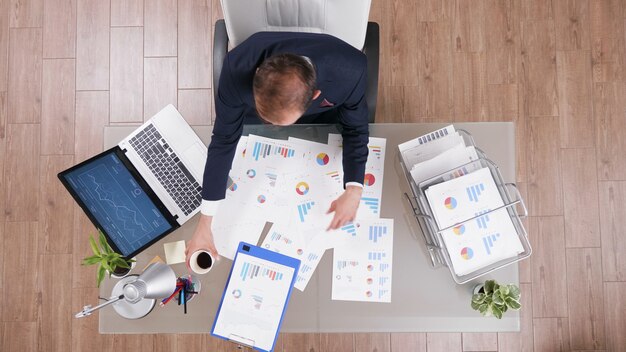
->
<box><xmin>179</xmin><ymin>275</ymin><xmax>202</xmax><ymax>302</ymax></box>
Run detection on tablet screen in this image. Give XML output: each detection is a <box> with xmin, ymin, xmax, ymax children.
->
<box><xmin>212</xmin><ymin>251</ymin><xmax>296</xmax><ymax>351</ymax></box>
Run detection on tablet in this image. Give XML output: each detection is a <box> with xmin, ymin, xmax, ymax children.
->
<box><xmin>211</xmin><ymin>242</ymin><xmax>300</xmax><ymax>352</ymax></box>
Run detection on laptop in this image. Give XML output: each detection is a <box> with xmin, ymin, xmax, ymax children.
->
<box><xmin>58</xmin><ymin>105</ymin><xmax>207</xmax><ymax>258</ymax></box>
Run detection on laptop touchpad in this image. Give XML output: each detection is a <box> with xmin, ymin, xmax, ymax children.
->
<box><xmin>183</xmin><ymin>142</ymin><xmax>207</xmax><ymax>179</ymax></box>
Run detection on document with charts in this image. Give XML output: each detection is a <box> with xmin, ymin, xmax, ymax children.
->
<box><xmin>332</xmin><ymin>218</ymin><xmax>394</xmax><ymax>302</ymax></box>
<box><xmin>212</xmin><ymin>243</ymin><xmax>299</xmax><ymax>352</ymax></box>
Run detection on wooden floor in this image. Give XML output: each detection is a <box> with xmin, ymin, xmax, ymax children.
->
<box><xmin>1</xmin><ymin>0</ymin><xmax>625</xmax><ymax>351</ymax></box>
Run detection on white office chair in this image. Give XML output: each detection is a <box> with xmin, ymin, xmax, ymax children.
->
<box><xmin>213</xmin><ymin>0</ymin><xmax>379</xmax><ymax>123</ymax></box>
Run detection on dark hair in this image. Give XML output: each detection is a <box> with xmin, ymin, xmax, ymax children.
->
<box><xmin>253</xmin><ymin>53</ymin><xmax>316</xmax><ymax>122</ymax></box>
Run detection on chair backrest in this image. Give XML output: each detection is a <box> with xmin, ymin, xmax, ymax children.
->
<box><xmin>221</xmin><ymin>0</ymin><xmax>372</xmax><ymax>50</ymax></box>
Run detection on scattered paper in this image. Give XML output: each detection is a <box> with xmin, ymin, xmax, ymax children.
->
<box><xmin>332</xmin><ymin>218</ymin><xmax>394</xmax><ymax>302</ymax></box>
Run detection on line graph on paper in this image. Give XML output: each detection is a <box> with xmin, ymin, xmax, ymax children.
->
<box><xmin>78</xmin><ymin>165</ymin><xmax>153</xmax><ymax>237</ymax></box>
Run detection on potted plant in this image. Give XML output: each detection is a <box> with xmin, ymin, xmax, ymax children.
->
<box><xmin>82</xmin><ymin>231</ymin><xmax>136</xmax><ymax>287</ymax></box>
<box><xmin>471</xmin><ymin>279</ymin><xmax>521</xmax><ymax>319</ymax></box>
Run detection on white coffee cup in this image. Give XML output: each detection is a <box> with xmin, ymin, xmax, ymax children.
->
<box><xmin>188</xmin><ymin>250</ymin><xmax>215</xmax><ymax>275</ymax></box>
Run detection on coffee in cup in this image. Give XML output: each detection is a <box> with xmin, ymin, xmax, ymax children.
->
<box><xmin>189</xmin><ymin>250</ymin><xmax>214</xmax><ymax>274</ymax></box>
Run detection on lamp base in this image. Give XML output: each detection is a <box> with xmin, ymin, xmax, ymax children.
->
<box><xmin>111</xmin><ymin>275</ymin><xmax>156</xmax><ymax>319</ymax></box>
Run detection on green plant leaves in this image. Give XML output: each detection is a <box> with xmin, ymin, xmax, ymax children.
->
<box><xmin>96</xmin><ymin>265</ymin><xmax>106</xmax><ymax>288</ymax></box>
<box><xmin>82</xmin><ymin>255</ymin><xmax>102</xmax><ymax>266</ymax></box>
<box><xmin>99</xmin><ymin>231</ymin><xmax>113</xmax><ymax>255</ymax></box>
<box><xmin>470</xmin><ymin>280</ymin><xmax>522</xmax><ymax>318</ymax></box>
<box><xmin>88</xmin><ymin>236</ymin><xmax>101</xmax><ymax>256</ymax></box>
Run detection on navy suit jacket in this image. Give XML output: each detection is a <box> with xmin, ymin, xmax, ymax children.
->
<box><xmin>202</xmin><ymin>32</ymin><xmax>369</xmax><ymax>201</ymax></box>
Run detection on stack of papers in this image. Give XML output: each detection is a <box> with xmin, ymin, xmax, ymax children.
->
<box><xmin>213</xmin><ymin>133</ymin><xmax>394</xmax><ymax>302</ymax></box>
<box><xmin>399</xmin><ymin>125</ymin><xmax>524</xmax><ymax>276</ymax></box>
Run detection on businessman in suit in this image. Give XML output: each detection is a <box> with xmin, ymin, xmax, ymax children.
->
<box><xmin>186</xmin><ymin>32</ymin><xmax>369</xmax><ymax>261</ymax></box>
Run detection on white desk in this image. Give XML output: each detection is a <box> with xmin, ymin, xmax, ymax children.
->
<box><xmin>99</xmin><ymin>122</ymin><xmax>520</xmax><ymax>333</ymax></box>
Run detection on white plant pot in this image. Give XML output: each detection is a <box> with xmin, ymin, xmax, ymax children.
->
<box><xmin>110</xmin><ymin>258</ymin><xmax>137</xmax><ymax>279</ymax></box>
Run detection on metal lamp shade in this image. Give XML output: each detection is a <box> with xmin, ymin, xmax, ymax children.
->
<box><xmin>123</xmin><ymin>263</ymin><xmax>176</xmax><ymax>303</ymax></box>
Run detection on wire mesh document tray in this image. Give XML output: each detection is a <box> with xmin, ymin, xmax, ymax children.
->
<box><xmin>399</xmin><ymin>130</ymin><xmax>532</xmax><ymax>284</ymax></box>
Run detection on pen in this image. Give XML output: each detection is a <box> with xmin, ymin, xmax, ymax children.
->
<box><xmin>182</xmin><ymin>288</ymin><xmax>187</xmax><ymax>314</ymax></box>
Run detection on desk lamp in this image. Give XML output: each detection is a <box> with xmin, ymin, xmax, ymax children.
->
<box><xmin>75</xmin><ymin>263</ymin><xmax>177</xmax><ymax>319</ymax></box>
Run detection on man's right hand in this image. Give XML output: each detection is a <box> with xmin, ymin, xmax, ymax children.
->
<box><xmin>185</xmin><ymin>214</ymin><xmax>220</xmax><ymax>269</ymax></box>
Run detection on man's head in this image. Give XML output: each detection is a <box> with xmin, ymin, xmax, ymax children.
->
<box><xmin>253</xmin><ymin>53</ymin><xmax>320</xmax><ymax>125</ymax></box>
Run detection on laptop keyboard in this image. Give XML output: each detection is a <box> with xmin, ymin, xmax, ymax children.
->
<box><xmin>128</xmin><ymin>124</ymin><xmax>203</xmax><ymax>216</ymax></box>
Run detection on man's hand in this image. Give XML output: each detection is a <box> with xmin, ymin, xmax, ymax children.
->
<box><xmin>326</xmin><ymin>186</ymin><xmax>362</xmax><ymax>230</ymax></box>
<box><xmin>185</xmin><ymin>214</ymin><xmax>220</xmax><ymax>269</ymax></box>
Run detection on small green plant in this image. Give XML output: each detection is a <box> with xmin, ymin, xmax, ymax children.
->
<box><xmin>82</xmin><ymin>231</ymin><xmax>135</xmax><ymax>287</ymax></box>
<box><xmin>471</xmin><ymin>280</ymin><xmax>521</xmax><ymax>319</ymax></box>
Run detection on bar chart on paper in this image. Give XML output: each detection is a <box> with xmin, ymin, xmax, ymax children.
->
<box><xmin>368</xmin><ymin>225</ymin><xmax>388</xmax><ymax>243</ymax></box>
<box><xmin>252</xmin><ymin>141</ymin><xmax>296</xmax><ymax>161</ymax></box>
<box><xmin>297</xmin><ymin>201</ymin><xmax>315</xmax><ymax>222</ymax></box>
<box><xmin>240</xmin><ymin>261</ymin><xmax>284</xmax><ymax>281</ymax></box>
<box><xmin>361</xmin><ymin>197</ymin><xmax>380</xmax><ymax>214</ymax></box>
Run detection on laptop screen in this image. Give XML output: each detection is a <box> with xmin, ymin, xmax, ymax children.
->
<box><xmin>60</xmin><ymin>148</ymin><xmax>175</xmax><ymax>257</ymax></box>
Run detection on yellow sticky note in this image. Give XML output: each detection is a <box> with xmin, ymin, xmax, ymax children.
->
<box><xmin>163</xmin><ymin>240</ymin><xmax>186</xmax><ymax>265</ymax></box>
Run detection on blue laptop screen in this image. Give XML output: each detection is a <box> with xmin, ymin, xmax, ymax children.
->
<box><xmin>63</xmin><ymin>151</ymin><xmax>173</xmax><ymax>256</ymax></box>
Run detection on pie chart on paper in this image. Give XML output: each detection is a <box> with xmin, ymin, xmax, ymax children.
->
<box><xmin>364</xmin><ymin>173</ymin><xmax>376</xmax><ymax>186</ymax></box>
<box><xmin>444</xmin><ymin>197</ymin><xmax>457</xmax><ymax>210</ymax></box>
<box><xmin>316</xmin><ymin>153</ymin><xmax>330</xmax><ymax>166</ymax></box>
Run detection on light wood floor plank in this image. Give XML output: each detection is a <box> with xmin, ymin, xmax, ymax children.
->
<box><xmin>2</xmin><ymin>222</ymin><xmax>39</xmax><ymax>321</ymax></box>
<box><xmin>74</xmin><ymin>90</ymin><xmax>108</xmax><ymax>162</ymax></box>
<box><xmin>0</xmin><ymin>92</ymin><xmax>6</xmax><ymax>222</ymax></box>
<box><xmin>72</xmin><ymin>209</ymin><xmax>98</xmax><ymax>288</ymax></box>
<box><xmin>111</xmin><ymin>0</ymin><xmax>143</xmax><ymax>27</ymax></box>
<box><xmin>390</xmin><ymin>333</ymin><xmax>426</xmax><ymax>352</ymax></box>
<box><xmin>414</xmin><ymin>21</ymin><xmax>453</xmax><ymax>119</ymax></box>
<box><xmin>598</xmin><ymin>181</ymin><xmax>626</xmax><ymax>281</ymax></box>
<box><xmin>178</xmin><ymin>0</ymin><xmax>211</xmax><ymax>89</ymax></box>
<box><xmin>175</xmin><ymin>334</ymin><xmax>206</xmax><ymax>351</ymax></box>
<box><xmin>530</xmin><ymin>216</ymin><xmax>569</xmax><ymax>317</ymax></box>
<box><xmin>76</xmin><ymin>0</ymin><xmax>109</xmax><ymax>90</ymax></box>
<box><xmin>462</xmin><ymin>332</ymin><xmax>497</xmax><ymax>351</ymax></box>
<box><xmin>453</xmin><ymin>0</ymin><xmax>486</xmax><ymax>53</ymax></box>
<box><xmin>527</xmin><ymin>116</ymin><xmax>563</xmax><ymax>216</ymax></box>
<box><xmin>533</xmin><ymin>317</ymin><xmax>572</xmax><ymax>351</ymax></box>
<box><xmin>145</xmin><ymin>0</ymin><xmax>177</xmax><ymax>57</ymax></box>
<box><xmin>71</xmin><ymin>288</ymin><xmax>113</xmax><ymax>350</ymax></box>
<box><xmin>0</xmin><ymin>0</ymin><xmax>9</xmax><ymax>91</ymax></box>
<box><xmin>515</xmin><ymin>112</ymin><xmax>527</xmax><ymax>183</ymax></box>
<box><xmin>593</xmin><ymin>82</ymin><xmax>626</xmax><ymax>181</ymax></box>
<box><xmin>2</xmin><ymin>322</ymin><xmax>38</xmax><ymax>351</ymax></box>
<box><xmin>154</xmin><ymin>334</ymin><xmax>177</xmax><ymax>352</ymax></box>
<box><xmin>43</xmin><ymin>0</ymin><xmax>76</xmax><ymax>58</ymax></box>
<box><xmin>378</xmin><ymin>85</ymin><xmax>404</xmax><ymax>123</ymax></box>
<box><xmin>112</xmin><ymin>334</ymin><xmax>155</xmax><ymax>350</ymax></box>
<box><xmin>8</xmin><ymin>28</ymin><xmax>42</xmax><ymax>124</ymax></box>
<box><xmin>556</xmin><ymin>50</ymin><xmax>594</xmax><ymax>148</ymax></box>
<box><xmin>320</xmin><ymin>333</ymin><xmax>354</xmax><ymax>352</ymax></box>
<box><xmin>41</xmin><ymin>59</ymin><xmax>75</xmax><ymax>155</ymax></box>
<box><xmin>0</xmin><ymin>223</ymin><xmax>4</xmax><ymax>321</ymax></box>
<box><xmin>38</xmin><ymin>254</ymin><xmax>72</xmax><ymax>352</ymax></box>
<box><xmin>520</xmin><ymin>20</ymin><xmax>559</xmax><ymax>117</ymax></box>
<box><xmin>521</xmin><ymin>0</ymin><xmax>555</xmax><ymax>20</ymax></box>
<box><xmin>566</xmin><ymin>248</ymin><xmax>606</xmax><ymax>350</ymax></box>
<box><xmin>453</xmin><ymin>52</ymin><xmax>487</xmax><ymax>121</ymax></box>
<box><xmin>178</xmin><ymin>89</ymin><xmax>212</xmax><ymax>126</ymax></box>
<box><xmin>590</xmin><ymin>0</ymin><xmax>625</xmax><ymax>82</ymax></box>
<box><xmin>9</xmin><ymin>0</ymin><xmax>42</xmax><ymax>27</ymax></box>
<box><xmin>282</xmin><ymin>333</ymin><xmax>320</xmax><ymax>352</ymax></box>
<box><xmin>426</xmin><ymin>333</ymin><xmax>462</xmax><ymax>352</ymax></box>
<box><xmin>497</xmin><ymin>283</ymin><xmax>533</xmax><ymax>352</ymax></box>
<box><xmin>555</xmin><ymin>0</ymin><xmax>591</xmax><ymax>50</ymax></box>
<box><xmin>561</xmin><ymin>148</ymin><xmax>601</xmax><ymax>247</ymax></box>
<box><xmin>604</xmin><ymin>282</ymin><xmax>626</xmax><ymax>352</ymax></box>
<box><xmin>486</xmin><ymin>84</ymin><xmax>518</xmax><ymax>121</ymax></box>
<box><xmin>485</xmin><ymin>0</ymin><xmax>520</xmax><ymax>85</ymax></box>
<box><xmin>144</xmin><ymin>57</ymin><xmax>177</xmax><ymax>120</ymax></box>
<box><xmin>415</xmin><ymin>0</ymin><xmax>453</xmax><ymax>22</ymax></box>
<box><xmin>4</xmin><ymin>123</ymin><xmax>40</xmax><ymax>221</ymax></box>
<box><xmin>39</xmin><ymin>155</ymin><xmax>74</xmax><ymax>254</ymax></box>
<box><xmin>354</xmin><ymin>333</ymin><xmax>390</xmax><ymax>352</ymax></box>
<box><xmin>110</xmin><ymin>27</ymin><xmax>143</xmax><ymax>123</ymax></box>
<box><xmin>389</xmin><ymin>0</ymin><xmax>418</xmax><ymax>86</ymax></box>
